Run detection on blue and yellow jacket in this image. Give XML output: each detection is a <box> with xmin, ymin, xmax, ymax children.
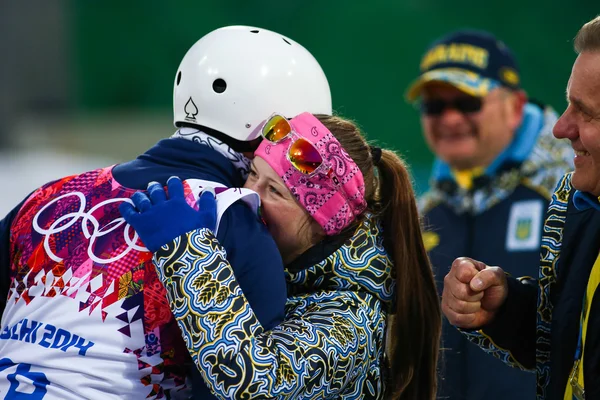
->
<box><xmin>462</xmin><ymin>172</ymin><xmax>600</xmax><ymax>400</ymax></box>
<box><xmin>152</xmin><ymin>216</ymin><xmax>395</xmax><ymax>399</ymax></box>
<box><xmin>420</xmin><ymin>103</ymin><xmax>573</xmax><ymax>400</ymax></box>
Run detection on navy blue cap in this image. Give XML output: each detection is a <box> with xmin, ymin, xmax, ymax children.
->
<box><xmin>406</xmin><ymin>30</ymin><xmax>520</xmax><ymax>101</ymax></box>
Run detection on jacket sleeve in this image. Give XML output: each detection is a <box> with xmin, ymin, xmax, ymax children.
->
<box><xmin>460</xmin><ymin>276</ymin><xmax>538</xmax><ymax>371</ymax></box>
<box><xmin>215</xmin><ymin>202</ymin><xmax>286</xmax><ymax>331</ymax></box>
<box><xmin>153</xmin><ymin>228</ymin><xmax>376</xmax><ymax>399</ymax></box>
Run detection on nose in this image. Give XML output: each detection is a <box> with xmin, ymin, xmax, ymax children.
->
<box><xmin>245</xmin><ymin>178</ymin><xmax>257</xmax><ymax>190</ymax></box>
<box><xmin>553</xmin><ymin>106</ymin><xmax>578</xmax><ymax>141</ymax></box>
<box><xmin>244</xmin><ymin>179</ymin><xmax>263</xmax><ymax>196</ymax></box>
<box><xmin>438</xmin><ymin>107</ymin><xmax>468</xmax><ymax>128</ymax></box>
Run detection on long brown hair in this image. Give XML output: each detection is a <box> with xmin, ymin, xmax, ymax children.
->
<box><xmin>316</xmin><ymin>114</ymin><xmax>442</xmax><ymax>400</ymax></box>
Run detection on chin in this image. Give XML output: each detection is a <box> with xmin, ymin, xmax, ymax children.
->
<box><xmin>438</xmin><ymin>147</ymin><xmax>476</xmax><ymax>162</ymax></box>
<box><xmin>571</xmin><ymin>171</ymin><xmax>597</xmax><ymax>194</ymax></box>
<box><xmin>442</xmin><ymin>154</ymin><xmax>476</xmax><ymax>168</ymax></box>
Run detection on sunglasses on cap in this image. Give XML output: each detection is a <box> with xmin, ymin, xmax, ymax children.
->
<box><xmin>420</xmin><ymin>97</ymin><xmax>483</xmax><ymax>116</ymax></box>
<box><xmin>261</xmin><ymin>114</ymin><xmax>331</xmax><ymax>178</ymax></box>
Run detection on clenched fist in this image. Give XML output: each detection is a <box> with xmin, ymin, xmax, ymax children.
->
<box><xmin>441</xmin><ymin>257</ymin><xmax>508</xmax><ymax>329</ymax></box>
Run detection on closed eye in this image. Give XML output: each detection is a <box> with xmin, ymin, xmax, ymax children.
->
<box><xmin>571</xmin><ymin>98</ymin><xmax>597</xmax><ymax>121</ymax></box>
<box><xmin>575</xmin><ymin>105</ymin><xmax>594</xmax><ymax>122</ymax></box>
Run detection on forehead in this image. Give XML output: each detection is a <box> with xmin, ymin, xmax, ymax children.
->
<box><xmin>569</xmin><ymin>52</ymin><xmax>600</xmax><ymax>109</ymax></box>
<box><xmin>254</xmin><ymin>156</ymin><xmax>284</xmax><ymax>182</ymax></box>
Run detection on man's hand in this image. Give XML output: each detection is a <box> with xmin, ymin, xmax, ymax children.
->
<box><xmin>441</xmin><ymin>257</ymin><xmax>508</xmax><ymax>329</ymax></box>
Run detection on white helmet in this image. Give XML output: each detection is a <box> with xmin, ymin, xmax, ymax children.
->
<box><xmin>173</xmin><ymin>26</ymin><xmax>332</xmax><ymax>143</ymax></box>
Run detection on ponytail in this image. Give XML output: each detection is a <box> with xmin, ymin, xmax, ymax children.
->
<box><xmin>315</xmin><ymin>114</ymin><xmax>441</xmax><ymax>399</ymax></box>
<box><xmin>376</xmin><ymin>150</ymin><xmax>441</xmax><ymax>400</ymax></box>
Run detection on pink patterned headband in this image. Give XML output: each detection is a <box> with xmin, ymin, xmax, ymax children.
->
<box><xmin>255</xmin><ymin>112</ymin><xmax>367</xmax><ymax>235</ymax></box>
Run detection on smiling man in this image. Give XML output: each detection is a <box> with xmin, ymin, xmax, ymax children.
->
<box><xmin>554</xmin><ymin>49</ymin><xmax>600</xmax><ymax>195</ymax></box>
<box><xmin>440</xmin><ymin>16</ymin><xmax>600</xmax><ymax>400</ymax></box>
<box><xmin>406</xmin><ymin>30</ymin><xmax>574</xmax><ymax>400</ymax></box>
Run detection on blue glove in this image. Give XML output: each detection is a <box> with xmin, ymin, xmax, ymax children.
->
<box><xmin>120</xmin><ymin>176</ymin><xmax>217</xmax><ymax>252</ymax></box>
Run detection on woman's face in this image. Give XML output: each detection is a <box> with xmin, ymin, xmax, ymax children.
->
<box><xmin>244</xmin><ymin>156</ymin><xmax>324</xmax><ymax>264</ymax></box>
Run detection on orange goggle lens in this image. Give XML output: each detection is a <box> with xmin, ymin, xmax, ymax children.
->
<box><xmin>288</xmin><ymin>138</ymin><xmax>323</xmax><ymax>175</ymax></box>
<box><xmin>262</xmin><ymin>115</ymin><xmax>292</xmax><ymax>143</ymax></box>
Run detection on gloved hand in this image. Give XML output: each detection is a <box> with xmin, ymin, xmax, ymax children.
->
<box><xmin>119</xmin><ymin>176</ymin><xmax>217</xmax><ymax>252</ymax></box>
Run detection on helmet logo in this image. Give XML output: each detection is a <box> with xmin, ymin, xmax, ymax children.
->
<box><xmin>184</xmin><ymin>97</ymin><xmax>199</xmax><ymax>122</ymax></box>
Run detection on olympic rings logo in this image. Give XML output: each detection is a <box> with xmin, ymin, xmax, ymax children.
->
<box><xmin>32</xmin><ymin>192</ymin><xmax>147</xmax><ymax>264</ymax></box>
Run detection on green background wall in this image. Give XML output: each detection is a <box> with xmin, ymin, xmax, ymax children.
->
<box><xmin>70</xmin><ymin>1</ymin><xmax>596</xmax><ymax>189</ymax></box>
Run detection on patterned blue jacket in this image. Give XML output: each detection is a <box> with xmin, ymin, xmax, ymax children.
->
<box><xmin>420</xmin><ymin>103</ymin><xmax>574</xmax><ymax>400</ymax></box>
<box><xmin>461</xmin><ymin>173</ymin><xmax>600</xmax><ymax>399</ymax></box>
<box><xmin>152</xmin><ymin>216</ymin><xmax>395</xmax><ymax>399</ymax></box>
